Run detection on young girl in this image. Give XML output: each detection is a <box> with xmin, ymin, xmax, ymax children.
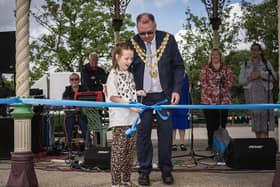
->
<box><xmin>106</xmin><ymin>43</ymin><xmax>145</xmax><ymax>187</ymax></box>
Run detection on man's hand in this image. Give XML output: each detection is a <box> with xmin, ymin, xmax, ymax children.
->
<box><xmin>171</xmin><ymin>92</ymin><xmax>180</xmax><ymax>105</ymax></box>
<box><xmin>136</xmin><ymin>90</ymin><xmax>146</xmax><ymax>97</ymax></box>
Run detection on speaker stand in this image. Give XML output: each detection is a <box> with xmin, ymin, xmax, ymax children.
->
<box><xmin>172</xmin><ymin>113</ymin><xmax>215</xmax><ymax>165</ymax></box>
<box><xmin>272</xmin><ymin>152</ymin><xmax>280</xmax><ymax>187</ymax></box>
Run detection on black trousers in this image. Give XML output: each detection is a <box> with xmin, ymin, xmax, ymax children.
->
<box><xmin>136</xmin><ymin>92</ymin><xmax>173</xmax><ymax>175</ymax></box>
<box><xmin>203</xmin><ymin>109</ymin><xmax>228</xmax><ymax>147</ymax></box>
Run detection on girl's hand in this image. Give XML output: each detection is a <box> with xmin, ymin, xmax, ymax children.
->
<box><xmin>136</xmin><ymin>90</ymin><xmax>146</xmax><ymax>97</ymax></box>
<box><xmin>130</xmin><ymin>107</ymin><xmax>141</xmax><ymax>113</ymax></box>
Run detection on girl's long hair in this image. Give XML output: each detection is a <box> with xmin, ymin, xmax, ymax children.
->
<box><xmin>111</xmin><ymin>42</ymin><xmax>134</xmax><ymax>70</ymax></box>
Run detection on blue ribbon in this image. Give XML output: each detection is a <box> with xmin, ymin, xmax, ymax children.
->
<box><xmin>20</xmin><ymin>98</ymin><xmax>143</xmax><ymax>108</ymax></box>
<box><xmin>0</xmin><ymin>97</ymin><xmax>280</xmax><ymax>110</ymax></box>
<box><xmin>125</xmin><ymin>108</ymin><xmax>145</xmax><ymax>137</ymax></box>
<box><xmin>1</xmin><ymin>97</ymin><xmax>280</xmax><ymax>137</ymax></box>
<box><xmin>0</xmin><ymin>98</ymin><xmax>21</xmax><ymax>104</ymax></box>
<box><xmin>125</xmin><ymin>99</ymin><xmax>169</xmax><ymax>137</ymax></box>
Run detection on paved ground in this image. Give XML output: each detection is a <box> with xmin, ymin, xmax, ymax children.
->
<box><xmin>0</xmin><ymin>126</ymin><xmax>278</xmax><ymax>187</ymax></box>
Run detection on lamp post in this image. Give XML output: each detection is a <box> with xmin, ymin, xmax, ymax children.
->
<box><xmin>108</xmin><ymin>0</ymin><xmax>131</xmax><ymax>45</ymax></box>
<box><xmin>7</xmin><ymin>0</ymin><xmax>38</xmax><ymax>186</ymax></box>
<box><xmin>202</xmin><ymin>0</ymin><xmax>226</xmax><ymax>48</ymax></box>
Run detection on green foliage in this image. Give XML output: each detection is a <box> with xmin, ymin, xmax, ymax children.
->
<box><xmin>1</xmin><ymin>75</ymin><xmax>15</xmax><ymax>97</ymax></box>
<box><xmin>181</xmin><ymin>0</ymin><xmax>278</xmax><ymax>116</ymax></box>
<box><xmin>241</xmin><ymin>0</ymin><xmax>278</xmax><ymax>101</ymax></box>
<box><xmin>241</xmin><ymin>0</ymin><xmax>277</xmax><ymax>51</ymax></box>
<box><xmin>180</xmin><ymin>5</ymin><xmax>242</xmax><ymax>105</ymax></box>
<box><xmin>30</xmin><ymin>0</ymin><xmax>135</xmax><ymax>82</ymax></box>
<box><xmin>225</xmin><ymin>50</ymin><xmax>250</xmax><ymax>104</ymax></box>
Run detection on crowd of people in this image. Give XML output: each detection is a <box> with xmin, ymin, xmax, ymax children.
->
<box><xmin>61</xmin><ymin>12</ymin><xmax>277</xmax><ymax>187</ymax></box>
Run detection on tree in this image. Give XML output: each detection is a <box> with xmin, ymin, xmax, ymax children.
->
<box><xmin>224</xmin><ymin>50</ymin><xmax>250</xmax><ymax>103</ymax></box>
<box><xmin>179</xmin><ymin>5</ymin><xmax>242</xmax><ymax>106</ymax></box>
<box><xmin>30</xmin><ymin>0</ymin><xmax>135</xmax><ymax>81</ymax></box>
<box><xmin>241</xmin><ymin>0</ymin><xmax>277</xmax><ymax>56</ymax></box>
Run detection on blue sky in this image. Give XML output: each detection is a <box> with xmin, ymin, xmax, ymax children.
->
<box><xmin>0</xmin><ymin>0</ymin><xmax>261</xmax><ymax>36</ymax></box>
<box><xmin>127</xmin><ymin>0</ymin><xmax>207</xmax><ymax>34</ymax></box>
<box><xmin>126</xmin><ymin>0</ymin><xmax>261</xmax><ymax>35</ymax></box>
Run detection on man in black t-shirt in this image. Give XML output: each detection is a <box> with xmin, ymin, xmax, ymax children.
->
<box><xmin>81</xmin><ymin>52</ymin><xmax>107</xmax><ymax>91</ymax></box>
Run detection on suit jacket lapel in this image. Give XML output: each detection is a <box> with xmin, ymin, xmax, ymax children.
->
<box><xmin>135</xmin><ymin>35</ymin><xmax>146</xmax><ymax>52</ymax></box>
<box><xmin>155</xmin><ymin>31</ymin><xmax>164</xmax><ymax>50</ymax></box>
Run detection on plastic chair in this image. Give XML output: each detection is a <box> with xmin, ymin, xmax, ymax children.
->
<box><xmin>74</xmin><ymin>91</ymin><xmax>108</xmax><ymax>148</ymax></box>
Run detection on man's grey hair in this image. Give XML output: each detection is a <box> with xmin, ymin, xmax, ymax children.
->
<box><xmin>88</xmin><ymin>52</ymin><xmax>98</xmax><ymax>60</ymax></box>
<box><xmin>136</xmin><ymin>13</ymin><xmax>156</xmax><ymax>25</ymax></box>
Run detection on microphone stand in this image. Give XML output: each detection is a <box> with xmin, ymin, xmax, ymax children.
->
<box><xmin>218</xmin><ymin>73</ymin><xmax>225</xmax><ymax>132</ymax></box>
<box><xmin>261</xmin><ymin>54</ymin><xmax>275</xmax><ymax>136</ymax></box>
<box><xmin>216</xmin><ymin>72</ymin><xmax>225</xmax><ymax>162</ymax></box>
<box><xmin>172</xmin><ymin>63</ymin><xmax>214</xmax><ymax>164</ymax></box>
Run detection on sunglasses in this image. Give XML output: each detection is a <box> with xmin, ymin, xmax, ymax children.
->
<box><xmin>70</xmin><ymin>78</ymin><xmax>79</xmax><ymax>81</ymax></box>
<box><xmin>139</xmin><ymin>31</ymin><xmax>154</xmax><ymax>36</ymax></box>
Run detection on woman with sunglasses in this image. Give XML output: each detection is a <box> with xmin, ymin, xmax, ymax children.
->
<box><xmin>62</xmin><ymin>73</ymin><xmax>88</xmax><ymax>150</ymax></box>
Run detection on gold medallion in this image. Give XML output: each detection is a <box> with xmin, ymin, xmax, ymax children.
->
<box><xmin>130</xmin><ymin>33</ymin><xmax>169</xmax><ymax>79</ymax></box>
<box><xmin>149</xmin><ymin>69</ymin><xmax>158</xmax><ymax>78</ymax></box>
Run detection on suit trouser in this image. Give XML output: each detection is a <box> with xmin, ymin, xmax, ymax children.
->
<box><xmin>203</xmin><ymin>109</ymin><xmax>228</xmax><ymax>147</ymax></box>
<box><xmin>137</xmin><ymin>92</ymin><xmax>173</xmax><ymax>174</ymax></box>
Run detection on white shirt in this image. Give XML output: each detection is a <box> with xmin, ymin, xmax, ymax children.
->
<box><xmin>144</xmin><ymin>37</ymin><xmax>163</xmax><ymax>93</ymax></box>
<box><xmin>106</xmin><ymin>69</ymin><xmax>140</xmax><ymax>128</ymax></box>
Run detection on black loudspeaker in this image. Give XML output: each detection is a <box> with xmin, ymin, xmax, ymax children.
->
<box><xmin>31</xmin><ymin>114</ymin><xmax>43</xmax><ymax>153</ymax></box>
<box><xmin>0</xmin><ymin>31</ymin><xmax>15</xmax><ymax>73</ymax></box>
<box><xmin>30</xmin><ymin>88</ymin><xmax>43</xmax><ymax>96</ymax></box>
<box><xmin>30</xmin><ymin>88</ymin><xmax>44</xmax><ymax>152</ymax></box>
<box><xmin>224</xmin><ymin>138</ymin><xmax>277</xmax><ymax>170</ymax></box>
<box><xmin>82</xmin><ymin>146</ymin><xmax>111</xmax><ymax>170</ymax></box>
<box><xmin>0</xmin><ymin>118</ymin><xmax>14</xmax><ymax>159</ymax></box>
<box><xmin>30</xmin><ymin>88</ymin><xmax>44</xmax><ymax>114</ymax></box>
<box><xmin>0</xmin><ymin>115</ymin><xmax>44</xmax><ymax>159</ymax></box>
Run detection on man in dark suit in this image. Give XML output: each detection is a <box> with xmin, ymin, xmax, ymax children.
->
<box><xmin>128</xmin><ymin>13</ymin><xmax>185</xmax><ymax>186</ymax></box>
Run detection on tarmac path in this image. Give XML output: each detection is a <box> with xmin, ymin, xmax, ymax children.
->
<box><xmin>0</xmin><ymin>126</ymin><xmax>277</xmax><ymax>187</ymax></box>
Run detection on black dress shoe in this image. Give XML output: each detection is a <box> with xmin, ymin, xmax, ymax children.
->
<box><xmin>172</xmin><ymin>144</ymin><xmax>177</xmax><ymax>151</ymax></box>
<box><xmin>138</xmin><ymin>173</ymin><xmax>150</xmax><ymax>186</ymax></box>
<box><xmin>180</xmin><ymin>144</ymin><xmax>187</xmax><ymax>151</ymax></box>
<box><xmin>162</xmin><ymin>173</ymin><xmax>174</xmax><ymax>185</ymax></box>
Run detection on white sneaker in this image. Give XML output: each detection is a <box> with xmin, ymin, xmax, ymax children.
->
<box><xmin>217</xmin><ymin>161</ymin><xmax>226</xmax><ymax>166</ymax></box>
<box><xmin>122</xmin><ymin>181</ymin><xmax>132</xmax><ymax>187</ymax></box>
